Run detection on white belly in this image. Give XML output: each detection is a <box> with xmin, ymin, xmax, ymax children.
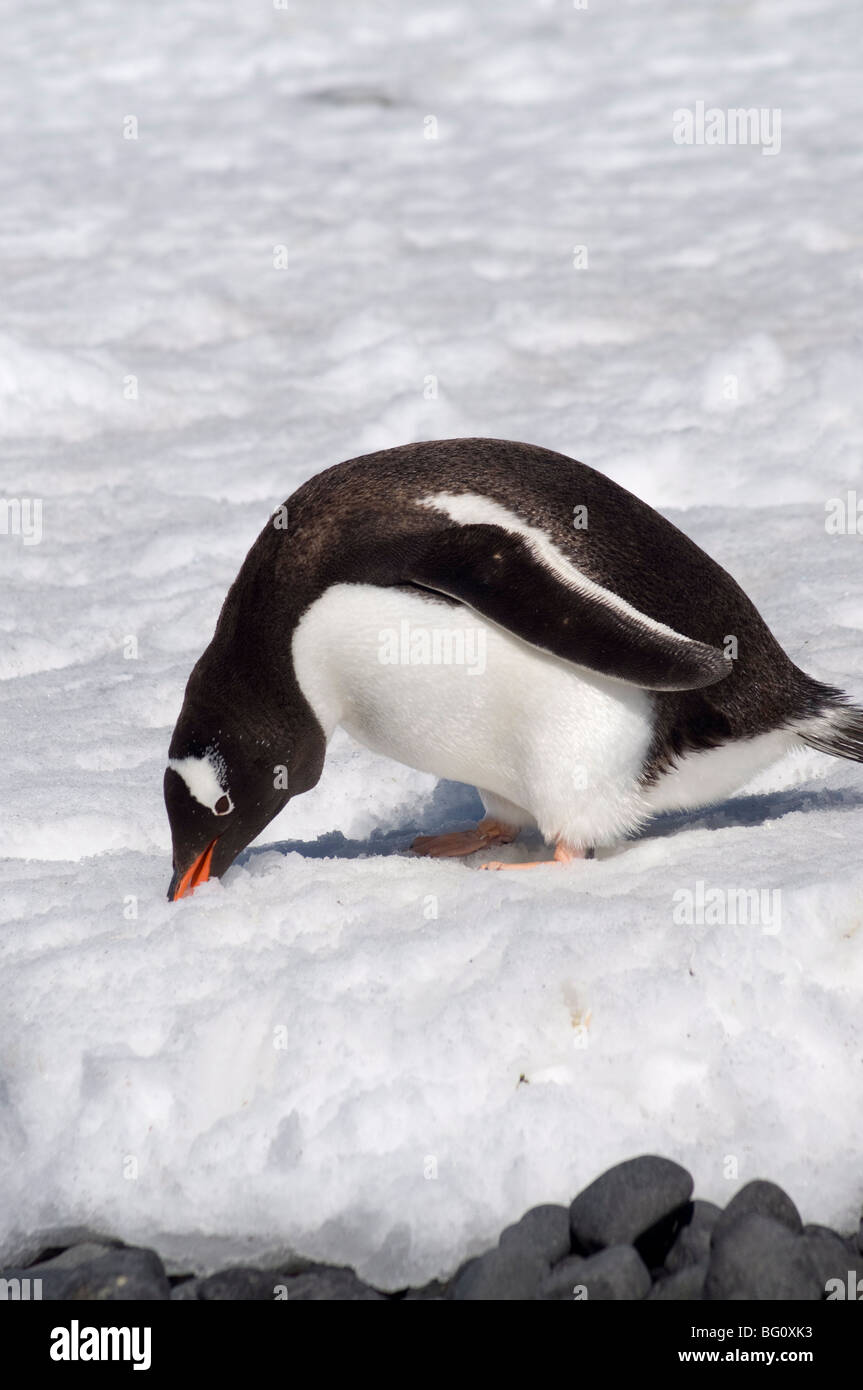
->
<box><xmin>291</xmin><ymin>584</ymin><xmax>657</xmax><ymax>848</ymax></box>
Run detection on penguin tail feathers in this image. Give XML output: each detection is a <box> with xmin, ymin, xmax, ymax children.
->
<box><xmin>795</xmin><ymin>685</ymin><xmax>863</xmax><ymax>763</ymax></box>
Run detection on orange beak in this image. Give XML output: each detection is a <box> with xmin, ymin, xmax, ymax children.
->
<box><xmin>171</xmin><ymin>838</ymin><xmax>218</xmax><ymax>900</ymax></box>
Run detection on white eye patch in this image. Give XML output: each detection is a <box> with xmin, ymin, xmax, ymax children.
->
<box><xmin>168</xmin><ymin>752</ymin><xmax>234</xmax><ymax>815</ymax></box>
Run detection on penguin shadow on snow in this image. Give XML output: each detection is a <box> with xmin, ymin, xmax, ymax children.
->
<box><xmin>635</xmin><ymin>781</ymin><xmax>863</xmax><ymax>845</ymax></box>
<box><xmin>236</xmin><ymin>778</ymin><xmax>863</xmax><ymax>871</ymax></box>
<box><xmin>238</xmin><ymin>779</ymin><xmax>542</xmax><ymax>868</ymax></box>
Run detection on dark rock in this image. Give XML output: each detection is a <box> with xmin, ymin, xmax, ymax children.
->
<box><xmin>665</xmin><ymin>1201</ymin><xmax>721</xmax><ymax>1274</ymax></box>
<box><xmin>0</xmin><ymin>1243</ymin><xmax>120</xmax><ymax>1300</ymax></box>
<box><xmin>704</xmin><ymin>1215</ymin><xmax>821</xmax><ymax>1300</ymax></box>
<box><xmin>451</xmin><ymin>1202</ymin><xmax>571</xmax><ymax>1300</ymax></box>
<box><xmin>499</xmin><ymin>1204</ymin><xmax>571</xmax><ymax>1265</ymax></box>
<box><xmin>3</xmin><ymin>1246</ymin><xmax>170</xmax><ymax>1300</ymax></box>
<box><xmin>197</xmin><ymin>1267</ymin><xmax>283</xmax><ymax>1300</ymax></box>
<box><xmin>27</xmin><ymin>1242</ymin><xmax>115</xmax><ymax>1271</ymax></box>
<box><xmin>569</xmin><ymin>1156</ymin><xmax>693</xmax><ymax>1255</ymax></box>
<box><xmin>540</xmin><ymin>1245</ymin><xmax>651</xmax><ymax>1301</ymax></box>
<box><xmin>67</xmin><ymin>1247</ymin><xmax>171</xmax><ymax>1301</ymax></box>
<box><xmin>3</xmin><ymin>1227</ymin><xmax>123</xmax><ymax>1271</ymax></box>
<box><xmin>801</xmin><ymin>1228</ymin><xmax>863</xmax><ymax>1295</ymax></box>
<box><xmin>647</xmin><ymin>1261</ymin><xmax>708</xmax><ymax>1300</ymax></box>
<box><xmin>712</xmin><ymin>1180</ymin><xmax>802</xmax><ymax>1246</ymax></box>
<box><xmin>277</xmin><ymin>1267</ymin><xmax>386</xmax><ymax>1300</ymax></box>
<box><xmin>450</xmin><ymin>1246</ymin><xmax>547</xmax><ymax>1301</ymax></box>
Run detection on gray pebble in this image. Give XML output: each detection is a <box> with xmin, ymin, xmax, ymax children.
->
<box><xmin>1</xmin><ymin>1227</ymin><xmax>122</xmax><ymax>1270</ymax></box>
<box><xmin>277</xmin><ymin>1267</ymin><xmax>386</xmax><ymax>1300</ymax></box>
<box><xmin>664</xmin><ymin>1201</ymin><xmax>721</xmax><ymax>1274</ymax></box>
<box><xmin>801</xmin><ymin>1228</ymin><xmax>863</xmax><ymax>1296</ymax></box>
<box><xmin>540</xmin><ymin>1245</ymin><xmax>651</xmax><ymax>1301</ymax></box>
<box><xmin>499</xmin><ymin>1204</ymin><xmax>571</xmax><ymax>1265</ymax></box>
<box><xmin>712</xmin><ymin>1180</ymin><xmax>802</xmax><ymax>1246</ymax></box>
<box><xmin>197</xmin><ymin>1267</ymin><xmax>284</xmax><ymax>1300</ymax></box>
<box><xmin>647</xmin><ymin>1261</ymin><xmax>708</xmax><ymax>1300</ymax></box>
<box><xmin>705</xmin><ymin>1214</ymin><xmax>821</xmax><ymax>1300</ymax></box>
<box><xmin>450</xmin><ymin>1247</ymin><xmax>547</xmax><ymax>1301</ymax></box>
<box><xmin>3</xmin><ymin>1246</ymin><xmax>170</xmax><ymax>1301</ymax></box>
<box><xmin>25</xmin><ymin>1242</ymin><xmax>115</xmax><ymax>1272</ymax></box>
<box><xmin>569</xmin><ymin>1155</ymin><xmax>693</xmax><ymax>1254</ymax></box>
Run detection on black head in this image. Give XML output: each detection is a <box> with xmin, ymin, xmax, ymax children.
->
<box><xmin>164</xmin><ymin>755</ymin><xmax>286</xmax><ymax>900</ymax></box>
<box><xmin>164</xmin><ymin>676</ymin><xmax>325</xmax><ymax>901</ymax></box>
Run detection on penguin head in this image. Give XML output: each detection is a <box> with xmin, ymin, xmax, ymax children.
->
<box><xmin>163</xmin><ymin>732</ymin><xmax>285</xmax><ymax>899</ymax></box>
<box><xmin>164</xmin><ymin>683</ymin><xmax>325</xmax><ymax>901</ymax></box>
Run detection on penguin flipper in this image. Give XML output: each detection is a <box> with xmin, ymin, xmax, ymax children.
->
<box><xmin>408</xmin><ymin>523</ymin><xmax>731</xmax><ymax>693</ymax></box>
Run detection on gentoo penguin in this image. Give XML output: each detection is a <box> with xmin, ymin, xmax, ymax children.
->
<box><xmin>164</xmin><ymin>437</ymin><xmax>863</xmax><ymax>898</ymax></box>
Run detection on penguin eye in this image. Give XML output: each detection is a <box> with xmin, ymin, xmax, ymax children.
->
<box><xmin>214</xmin><ymin>795</ymin><xmax>232</xmax><ymax>815</ymax></box>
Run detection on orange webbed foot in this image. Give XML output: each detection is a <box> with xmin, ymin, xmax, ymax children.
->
<box><xmin>480</xmin><ymin>841</ymin><xmax>594</xmax><ymax>871</ymax></box>
<box><xmin>411</xmin><ymin>818</ymin><xmax>517</xmax><ymax>859</ymax></box>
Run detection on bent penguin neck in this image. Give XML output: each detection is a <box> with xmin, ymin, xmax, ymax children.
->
<box><xmin>188</xmin><ymin>539</ymin><xmax>328</xmax><ymax>798</ymax></box>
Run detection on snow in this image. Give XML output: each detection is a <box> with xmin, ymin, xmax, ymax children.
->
<box><xmin>1</xmin><ymin>0</ymin><xmax>862</xmax><ymax>1290</ymax></box>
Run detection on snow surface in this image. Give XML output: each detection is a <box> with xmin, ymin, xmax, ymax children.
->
<box><xmin>1</xmin><ymin>0</ymin><xmax>862</xmax><ymax>1289</ymax></box>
